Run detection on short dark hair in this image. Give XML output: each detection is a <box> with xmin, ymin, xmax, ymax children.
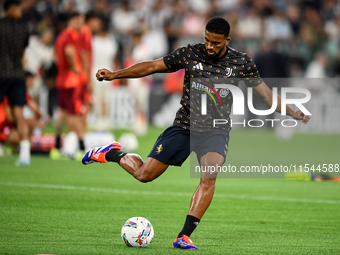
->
<box><xmin>85</xmin><ymin>11</ymin><xmax>101</xmax><ymax>23</ymax></box>
<box><xmin>25</xmin><ymin>71</ymin><xmax>34</xmax><ymax>78</ymax></box>
<box><xmin>4</xmin><ymin>0</ymin><xmax>21</xmax><ymax>12</ymax></box>
<box><xmin>67</xmin><ymin>12</ymin><xmax>81</xmax><ymax>21</ymax></box>
<box><xmin>205</xmin><ymin>17</ymin><xmax>230</xmax><ymax>37</ymax></box>
<box><xmin>100</xmin><ymin>17</ymin><xmax>110</xmax><ymax>32</ymax></box>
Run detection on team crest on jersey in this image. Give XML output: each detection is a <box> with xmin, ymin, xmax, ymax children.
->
<box><xmin>219</xmin><ymin>89</ymin><xmax>229</xmax><ymax>98</ymax></box>
<box><xmin>156</xmin><ymin>144</ymin><xmax>163</xmax><ymax>154</ymax></box>
<box><xmin>226</xmin><ymin>67</ymin><xmax>232</xmax><ymax>77</ymax></box>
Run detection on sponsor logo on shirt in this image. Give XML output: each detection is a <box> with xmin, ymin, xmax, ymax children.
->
<box><xmin>193</xmin><ymin>63</ymin><xmax>204</xmax><ymax>70</ymax></box>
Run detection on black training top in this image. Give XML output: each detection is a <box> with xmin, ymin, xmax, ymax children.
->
<box><xmin>0</xmin><ymin>17</ymin><xmax>29</xmax><ymax>79</ymax></box>
<box><xmin>163</xmin><ymin>43</ymin><xmax>263</xmax><ymax>132</ymax></box>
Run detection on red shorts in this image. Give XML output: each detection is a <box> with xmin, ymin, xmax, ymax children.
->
<box><xmin>58</xmin><ymin>87</ymin><xmax>84</xmax><ymax>115</ymax></box>
<box><xmin>80</xmin><ymin>83</ymin><xmax>93</xmax><ymax>104</ymax></box>
<box><xmin>0</xmin><ymin>120</ymin><xmax>16</xmax><ymax>142</ymax></box>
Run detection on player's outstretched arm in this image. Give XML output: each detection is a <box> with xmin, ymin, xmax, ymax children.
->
<box><xmin>253</xmin><ymin>82</ymin><xmax>310</xmax><ymax>124</ymax></box>
<box><xmin>96</xmin><ymin>58</ymin><xmax>171</xmax><ymax>81</ymax></box>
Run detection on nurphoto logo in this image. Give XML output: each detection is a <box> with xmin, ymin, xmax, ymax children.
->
<box><xmin>192</xmin><ymin>81</ymin><xmax>312</xmax><ymax>128</ymax></box>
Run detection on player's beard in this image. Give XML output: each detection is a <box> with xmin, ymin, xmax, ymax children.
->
<box><xmin>206</xmin><ymin>47</ymin><xmax>224</xmax><ymax>60</ymax></box>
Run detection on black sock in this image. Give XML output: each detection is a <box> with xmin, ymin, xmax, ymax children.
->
<box><xmin>177</xmin><ymin>215</ymin><xmax>200</xmax><ymax>238</ymax></box>
<box><xmin>105</xmin><ymin>149</ymin><xmax>127</xmax><ymax>165</ymax></box>
<box><xmin>79</xmin><ymin>140</ymin><xmax>85</xmax><ymax>151</ymax></box>
<box><xmin>56</xmin><ymin>136</ymin><xmax>61</xmax><ymax>149</ymax></box>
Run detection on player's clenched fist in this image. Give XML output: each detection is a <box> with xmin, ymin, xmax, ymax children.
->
<box><xmin>292</xmin><ymin>110</ymin><xmax>310</xmax><ymax>124</ymax></box>
<box><xmin>96</xmin><ymin>68</ymin><xmax>113</xmax><ymax>81</ymax></box>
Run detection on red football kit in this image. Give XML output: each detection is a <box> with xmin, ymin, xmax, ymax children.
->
<box><xmin>54</xmin><ymin>28</ymin><xmax>84</xmax><ymax>114</ymax></box>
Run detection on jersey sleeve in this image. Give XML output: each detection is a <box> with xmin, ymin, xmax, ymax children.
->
<box><xmin>242</xmin><ymin>54</ymin><xmax>263</xmax><ymax>87</ymax></box>
<box><xmin>64</xmin><ymin>32</ymin><xmax>76</xmax><ymax>47</ymax></box>
<box><xmin>163</xmin><ymin>46</ymin><xmax>187</xmax><ymax>72</ymax></box>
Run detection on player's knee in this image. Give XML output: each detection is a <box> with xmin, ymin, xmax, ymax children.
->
<box><xmin>14</xmin><ymin>114</ymin><xmax>25</xmax><ymax>123</ymax></box>
<box><xmin>137</xmin><ymin>175</ymin><xmax>149</xmax><ymax>183</ymax></box>
<box><xmin>135</xmin><ymin>170</ymin><xmax>153</xmax><ymax>183</ymax></box>
<box><xmin>200</xmin><ymin>178</ymin><xmax>216</xmax><ymax>190</ymax></box>
<box><xmin>137</xmin><ymin>176</ymin><xmax>152</xmax><ymax>183</ymax></box>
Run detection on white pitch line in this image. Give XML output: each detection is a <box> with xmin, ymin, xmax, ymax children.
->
<box><xmin>0</xmin><ymin>181</ymin><xmax>339</xmax><ymax>205</ymax></box>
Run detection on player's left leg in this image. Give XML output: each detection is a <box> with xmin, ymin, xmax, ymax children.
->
<box><xmin>173</xmin><ymin>151</ymin><xmax>224</xmax><ymax>250</ymax></box>
<box><xmin>12</xmin><ymin>106</ymin><xmax>30</xmax><ymax>166</ymax></box>
<box><xmin>188</xmin><ymin>152</ymin><xmax>223</xmax><ymax>218</ymax></box>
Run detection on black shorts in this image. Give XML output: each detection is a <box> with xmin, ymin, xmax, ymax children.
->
<box><xmin>148</xmin><ymin>126</ymin><xmax>230</xmax><ymax>166</ymax></box>
<box><xmin>0</xmin><ymin>78</ymin><xmax>26</xmax><ymax>106</ymax></box>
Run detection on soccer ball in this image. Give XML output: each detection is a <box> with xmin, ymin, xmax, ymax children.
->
<box><xmin>121</xmin><ymin>217</ymin><xmax>154</xmax><ymax>247</ymax></box>
<box><xmin>118</xmin><ymin>132</ymin><xmax>139</xmax><ymax>152</ymax></box>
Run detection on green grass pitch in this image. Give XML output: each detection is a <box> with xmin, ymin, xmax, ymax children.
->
<box><xmin>1</xmin><ymin>127</ymin><xmax>340</xmax><ymax>254</ymax></box>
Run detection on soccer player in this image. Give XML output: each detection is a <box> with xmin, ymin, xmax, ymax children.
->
<box><xmin>82</xmin><ymin>17</ymin><xmax>310</xmax><ymax>250</ymax></box>
<box><xmin>0</xmin><ymin>71</ymin><xmax>48</xmax><ymax>154</ymax></box>
<box><xmin>50</xmin><ymin>13</ymin><xmax>85</xmax><ymax>160</ymax></box>
<box><xmin>0</xmin><ymin>0</ymin><xmax>30</xmax><ymax>166</ymax></box>
<box><xmin>91</xmin><ymin>20</ymin><xmax>119</xmax><ymax>130</ymax></box>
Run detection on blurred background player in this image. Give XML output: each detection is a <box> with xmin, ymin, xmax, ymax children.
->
<box><xmin>0</xmin><ymin>72</ymin><xmax>47</xmax><ymax>156</ymax></box>
<box><xmin>79</xmin><ymin>12</ymin><xmax>102</xmax><ymax>129</ymax></box>
<box><xmin>91</xmin><ymin>18</ymin><xmax>119</xmax><ymax>130</ymax></box>
<box><xmin>125</xmin><ymin>31</ymin><xmax>151</xmax><ymax>136</ymax></box>
<box><xmin>50</xmin><ymin>12</ymin><xmax>85</xmax><ymax>161</ymax></box>
<box><xmin>0</xmin><ymin>0</ymin><xmax>30</xmax><ymax>166</ymax></box>
<box><xmin>23</xmin><ymin>28</ymin><xmax>55</xmax><ymax>115</ymax></box>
